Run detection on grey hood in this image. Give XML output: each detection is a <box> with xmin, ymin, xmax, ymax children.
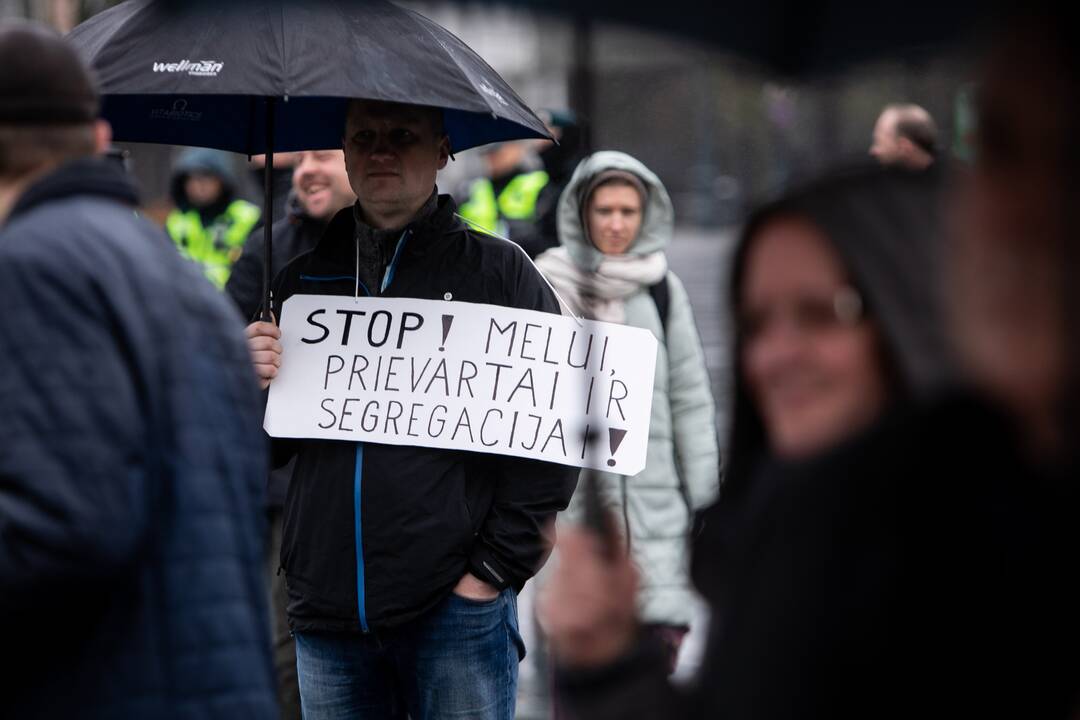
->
<box><xmin>556</xmin><ymin>151</ymin><xmax>674</xmax><ymax>272</ymax></box>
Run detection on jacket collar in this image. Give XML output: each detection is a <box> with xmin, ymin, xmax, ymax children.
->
<box><xmin>315</xmin><ymin>192</ymin><xmax>465</xmax><ymax>267</ymax></box>
<box><xmin>9</xmin><ymin>157</ymin><xmax>139</xmax><ymax>222</ymax></box>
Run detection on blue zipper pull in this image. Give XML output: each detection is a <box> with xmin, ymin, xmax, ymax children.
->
<box><xmin>380</xmin><ymin>229</ymin><xmax>411</xmax><ymax>293</ymax></box>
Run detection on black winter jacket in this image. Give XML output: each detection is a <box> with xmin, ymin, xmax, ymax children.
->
<box><xmin>271</xmin><ymin>194</ymin><xmax>579</xmax><ymax>633</ymax></box>
<box><xmin>0</xmin><ymin>159</ymin><xmax>275</xmax><ymax>718</ymax></box>
<box><xmin>558</xmin><ymin>396</ymin><xmax>1079</xmax><ymax>719</ymax></box>
<box><xmin>227</xmin><ymin>197</ymin><xmax>327</xmax><ymax>508</ymax></box>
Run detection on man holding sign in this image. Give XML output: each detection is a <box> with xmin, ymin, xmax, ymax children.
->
<box><xmin>247</xmin><ymin>99</ymin><xmax>578</xmax><ymax>720</ymax></box>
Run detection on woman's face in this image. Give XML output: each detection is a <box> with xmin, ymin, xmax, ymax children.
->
<box><xmin>587</xmin><ymin>183</ymin><xmax>643</xmax><ymax>255</ymax></box>
<box><xmin>740</xmin><ymin>216</ymin><xmax>889</xmax><ymax>458</ymax></box>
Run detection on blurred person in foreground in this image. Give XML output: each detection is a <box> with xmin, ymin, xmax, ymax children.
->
<box><xmin>535</xmin><ymin>151</ymin><xmax>720</xmax><ymax>671</ymax></box>
<box><xmin>869</xmin><ymin>103</ymin><xmax>939</xmax><ymax>170</ymax></box>
<box><xmin>227</xmin><ymin>149</ymin><xmax>356</xmax><ymax>321</ymax></box>
<box><xmin>541</xmin><ymin>160</ymin><xmax>1075</xmax><ymax>718</ymax></box>
<box><xmin>166</xmin><ymin>146</ymin><xmax>261</xmax><ymax>289</ymax></box>
<box><xmin>226</xmin><ymin>148</ymin><xmax>355</xmax><ymax>720</ymax></box>
<box><xmin>946</xmin><ymin>11</ymin><xmax>1080</xmax><ymax>709</ymax></box>
<box><xmin>0</xmin><ymin>21</ymin><xmax>275</xmax><ymax>718</ymax></box>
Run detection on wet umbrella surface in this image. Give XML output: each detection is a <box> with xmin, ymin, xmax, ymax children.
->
<box><xmin>67</xmin><ymin>0</ymin><xmax>552</xmax><ymax>317</ymax></box>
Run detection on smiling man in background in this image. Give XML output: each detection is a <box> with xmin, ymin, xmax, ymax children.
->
<box><xmin>227</xmin><ymin>148</ymin><xmax>356</xmax><ymax>321</ymax></box>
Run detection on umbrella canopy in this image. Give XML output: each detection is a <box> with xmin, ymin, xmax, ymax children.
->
<box><xmin>67</xmin><ymin>0</ymin><xmax>551</xmax><ymax>154</ymax></box>
<box><xmin>68</xmin><ymin>0</ymin><xmax>553</xmax><ymax>320</ymax></box>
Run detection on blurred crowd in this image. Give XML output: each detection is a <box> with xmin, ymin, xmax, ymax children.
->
<box><xmin>0</xmin><ymin>3</ymin><xmax>1077</xmax><ymax>720</ymax></box>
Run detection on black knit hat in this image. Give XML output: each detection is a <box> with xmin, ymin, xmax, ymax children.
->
<box><xmin>0</xmin><ymin>21</ymin><xmax>98</xmax><ymax>125</ymax></box>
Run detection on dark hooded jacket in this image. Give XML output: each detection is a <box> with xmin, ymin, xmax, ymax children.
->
<box><xmin>525</xmin><ymin>118</ymin><xmax>586</xmax><ymax>258</ymax></box>
<box><xmin>167</xmin><ymin>148</ymin><xmax>261</xmax><ymax>289</ymax></box>
<box><xmin>558</xmin><ymin>165</ymin><xmax>1076</xmax><ymax>718</ymax></box>
<box><xmin>0</xmin><ymin>158</ymin><xmax>275</xmax><ymax>718</ymax></box>
<box><xmin>227</xmin><ymin>193</ymin><xmax>329</xmax><ymax>510</ymax></box>
<box><xmin>269</xmin><ymin>192</ymin><xmax>579</xmax><ymax>634</ymax></box>
<box><xmin>227</xmin><ymin>192</ymin><xmax>327</xmax><ymax>323</ymax></box>
<box><xmin>169</xmin><ymin>146</ymin><xmax>243</xmax><ymax>221</ymax></box>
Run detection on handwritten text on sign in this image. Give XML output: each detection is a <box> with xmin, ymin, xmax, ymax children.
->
<box><xmin>264</xmin><ymin>295</ymin><xmax>658</xmax><ymax>474</ymax></box>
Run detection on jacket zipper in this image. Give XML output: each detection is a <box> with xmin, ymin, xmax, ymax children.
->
<box><xmin>299</xmin><ymin>274</ymin><xmax>356</xmax><ymax>283</ymax></box>
<box><xmin>353</xmin><ymin>232</ymin><xmax>369</xmax><ymax>631</ymax></box>
<box><xmin>351</xmin><ymin>228</ymin><xmax>411</xmax><ymax>632</ymax></box>
<box><xmin>381</xmin><ymin>229</ymin><xmax>411</xmax><ymax>293</ymax></box>
<box><xmin>354</xmin><ymin>443</ymin><xmax>369</xmax><ymax>633</ymax></box>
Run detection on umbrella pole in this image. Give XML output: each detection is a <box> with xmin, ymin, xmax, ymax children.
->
<box><xmin>261</xmin><ymin>97</ymin><xmax>276</xmax><ymax>322</ymax></box>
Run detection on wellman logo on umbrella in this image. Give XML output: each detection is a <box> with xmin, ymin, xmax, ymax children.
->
<box><xmin>152</xmin><ymin>59</ymin><xmax>223</xmax><ymax>77</ymax></box>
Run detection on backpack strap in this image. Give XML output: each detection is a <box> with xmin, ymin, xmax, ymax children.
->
<box><xmin>647</xmin><ymin>275</ymin><xmax>671</xmax><ymax>341</ymax></box>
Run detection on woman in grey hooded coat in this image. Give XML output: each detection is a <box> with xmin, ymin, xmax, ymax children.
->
<box><xmin>535</xmin><ymin>151</ymin><xmax>721</xmax><ymax>667</ymax></box>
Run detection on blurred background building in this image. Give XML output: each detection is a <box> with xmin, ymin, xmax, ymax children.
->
<box><xmin>0</xmin><ymin>0</ymin><xmax>967</xmax><ymax>226</ymax></box>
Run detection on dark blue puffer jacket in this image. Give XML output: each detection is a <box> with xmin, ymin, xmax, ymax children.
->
<box><xmin>0</xmin><ymin>158</ymin><xmax>276</xmax><ymax>719</ymax></box>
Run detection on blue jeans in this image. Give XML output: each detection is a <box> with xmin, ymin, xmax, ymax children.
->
<box><xmin>295</xmin><ymin>589</ymin><xmax>524</xmax><ymax>719</ymax></box>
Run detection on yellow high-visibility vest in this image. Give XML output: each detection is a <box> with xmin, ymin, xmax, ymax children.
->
<box><xmin>166</xmin><ymin>198</ymin><xmax>261</xmax><ymax>289</ymax></box>
<box><xmin>458</xmin><ymin>170</ymin><xmax>549</xmax><ymax>236</ymax></box>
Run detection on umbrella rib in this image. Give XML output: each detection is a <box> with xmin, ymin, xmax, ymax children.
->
<box><xmin>276</xmin><ymin>1</ymin><xmax>289</xmax><ymax>97</ymax></box>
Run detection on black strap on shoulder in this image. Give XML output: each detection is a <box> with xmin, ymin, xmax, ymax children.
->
<box><xmin>647</xmin><ymin>275</ymin><xmax>671</xmax><ymax>340</ymax></box>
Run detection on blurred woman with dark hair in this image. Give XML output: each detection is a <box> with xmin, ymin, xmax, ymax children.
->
<box><xmin>540</xmin><ymin>163</ymin><xmax>1066</xmax><ymax>718</ymax></box>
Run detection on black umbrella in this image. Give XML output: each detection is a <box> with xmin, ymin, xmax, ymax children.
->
<box><xmin>67</xmin><ymin>0</ymin><xmax>552</xmax><ymax>319</ymax></box>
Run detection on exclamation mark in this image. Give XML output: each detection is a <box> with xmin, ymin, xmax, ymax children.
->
<box><xmin>439</xmin><ymin>314</ymin><xmax>454</xmax><ymax>351</ymax></box>
<box><xmin>607</xmin><ymin>428</ymin><xmax>627</xmax><ymax>467</ymax></box>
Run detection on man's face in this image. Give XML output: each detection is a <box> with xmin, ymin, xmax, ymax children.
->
<box><xmin>869</xmin><ymin>110</ymin><xmax>901</xmax><ymax>164</ymax></box>
<box><xmin>292</xmin><ymin>149</ymin><xmax>355</xmax><ymax>221</ymax></box>
<box><xmin>184</xmin><ymin>172</ymin><xmax>224</xmax><ymax>208</ymax></box>
<box><xmin>483</xmin><ymin>142</ymin><xmax>528</xmax><ymax>178</ymax></box>
<box><xmin>343</xmin><ymin>101</ymin><xmax>449</xmax><ymax>219</ymax></box>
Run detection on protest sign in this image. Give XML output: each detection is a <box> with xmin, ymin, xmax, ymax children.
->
<box><xmin>264</xmin><ymin>294</ymin><xmax>658</xmax><ymax>474</ymax></box>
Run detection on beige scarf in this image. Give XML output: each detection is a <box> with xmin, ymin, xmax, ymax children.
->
<box><xmin>537</xmin><ymin>247</ymin><xmax>668</xmax><ymax>323</ymax></box>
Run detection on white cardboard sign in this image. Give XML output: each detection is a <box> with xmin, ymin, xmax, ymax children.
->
<box><xmin>264</xmin><ymin>294</ymin><xmax>658</xmax><ymax>474</ymax></box>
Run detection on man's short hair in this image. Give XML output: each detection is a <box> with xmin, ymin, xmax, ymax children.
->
<box><xmin>346</xmin><ymin>99</ymin><xmax>446</xmax><ymax>138</ymax></box>
<box><xmin>0</xmin><ymin>22</ymin><xmax>99</xmax><ymax>179</ymax></box>
<box><xmin>0</xmin><ymin>125</ymin><xmax>97</xmax><ymax>180</ymax></box>
<box><xmin>885</xmin><ymin>103</ymin><xmax>939</xmax><ymax>156</ymax></box>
